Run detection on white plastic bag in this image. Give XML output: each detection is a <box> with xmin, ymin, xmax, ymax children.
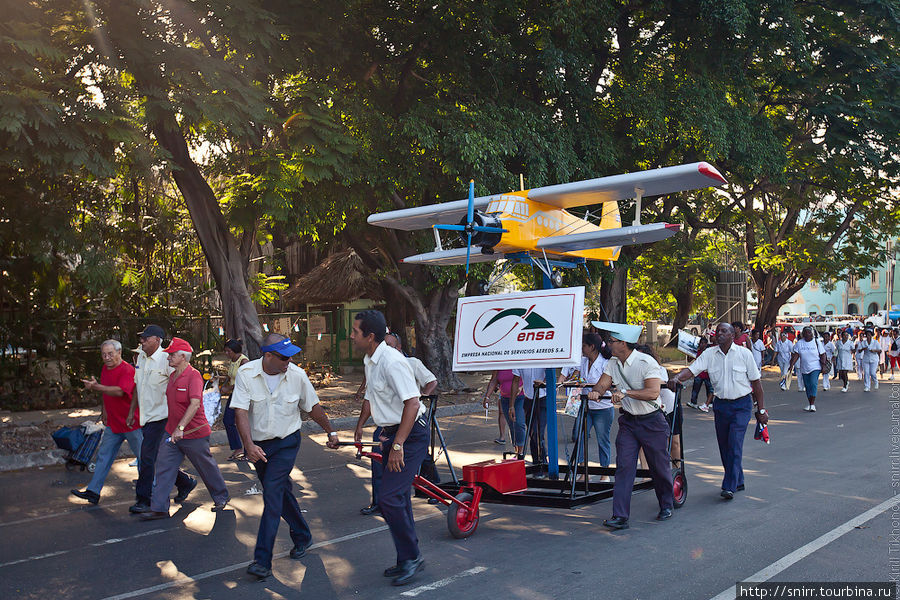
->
<box><xmin>202</xmin><ymin>378</ymin><xmax>222</xmax><ymax>426</ymax></box>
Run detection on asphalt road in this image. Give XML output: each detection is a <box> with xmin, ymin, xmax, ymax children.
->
<box><xmin>1</xmin><ymin>375</ymin><xmax>897</xmax><ymax>600</ymax></box>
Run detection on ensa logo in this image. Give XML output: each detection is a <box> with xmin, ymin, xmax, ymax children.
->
<box><xmin>472</xmin><ymin>304</ymin><xmax>555</xmax><ymax>348</ymax></box>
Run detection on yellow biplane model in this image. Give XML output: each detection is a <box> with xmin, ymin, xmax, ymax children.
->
<box><xmin>368</xmin><ymin>162</ymin><xmax>727</xmax><ymax>273</ymax></box>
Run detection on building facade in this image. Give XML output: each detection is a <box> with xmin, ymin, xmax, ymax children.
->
<box><xmin>779</xmin><ymin>240</ymin><xmax>899</xmax><ymax>317</ymax></box>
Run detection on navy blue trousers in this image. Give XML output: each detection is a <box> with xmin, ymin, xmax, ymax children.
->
<box><xmin>136</xmin><ymin>419</ymin><xmax>192</xmax><ymax>505</ymax></box>
<box><xmin>252</xmin><ymin>430</ymin><xmax>311</xmax><ymax>569</ymax></box>
<box><xmin>713</xmin><ymin>395</ymin><xmax>753</xmax><ymax>492</ymax></box>
<box><xmin>222</xmin><ymin>396</ymin><xmax>243</xmax><ymax>451</ymax></box>
<box><xmin>378</xmin><ymin>421</ymin><xmax>429</xmax><ymax>563</ymax></box>
<box><xmin>611</xmin><ymin>411</ymin><xmax>674</xmax><ymax>519</ymax></box>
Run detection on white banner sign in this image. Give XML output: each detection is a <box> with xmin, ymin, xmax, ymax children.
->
<box><xmin>453</xmin><ymin>287</ymin><xmax>584</xmax><ymax>372</ymax></box>
<box><xmin>677</xmin><ymin>329</ymin><xmax>701</xmax><ymax>358</ymax></box>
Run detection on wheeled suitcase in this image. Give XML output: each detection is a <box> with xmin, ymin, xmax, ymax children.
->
<box><xmin>66</xmin><ymin>430</ymin><xmax>102</xmax><ymax>471</ymax></box>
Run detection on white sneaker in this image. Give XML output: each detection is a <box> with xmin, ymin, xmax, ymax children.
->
<box><xmin>841</xmin><ymin>387</ymin><xmax>848</xmax><ymax>393</ymax></box>
<box><xmin>875</xmin><ymin>380</ymin><xmax>879</xmax><ymax>389</ymax></box>
<box><xmin>864</xmin><ymin>387</ymin><xmax>870</xmax><ymax>392</ymax></box>
<box><xmin>129</xmin><ymin>458</ymin><xmax>138</xmax><ymax>467</ymax></box>
<box><xmin>891</xmin><ymin>375</ymin><xmax>895</xmax><ymax>381</ymax></box>
<box><xmin>810</xmin><ymin>404</ymin><xmax>816</xmax><ymax>412</ymax></box>
<box><xmin>699</xmin><ymin>404</ymin><xmax>710</xmax><ymax>413</ymax></box>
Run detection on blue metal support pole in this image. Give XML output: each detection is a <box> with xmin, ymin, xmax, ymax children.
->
<box><xmin>541</xmin><ymin>270</ymin><xmax>560</xmax><ymax>479</ymax></box>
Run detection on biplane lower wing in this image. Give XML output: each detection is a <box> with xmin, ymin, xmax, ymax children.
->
<box><xmin>536</xmin><ymin>223</ymin><xmax>681</xmax><ymax>252</ymax></box>
<box><xmin>401</xmin><ymin>247</ymin><xmax>504</xmax><ymax>266</ymax></box>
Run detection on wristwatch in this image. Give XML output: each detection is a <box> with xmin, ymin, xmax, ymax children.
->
<box><xmin>177</xmin><ymin>425</ymin><xmax>185</xmax><ymax>432</ymax></box>
<box><xmin>392</xmin><ymin>442</ymin><xmax>403</xmax><ymax>452</ymax></box>
<box><xmin>328</xmin><ymin>432</ymin><xmax>338</xmax><ymax>438</ymax></box>
<box><xmin>757</xmin><ymin>409</ymin><xmax>767</xmax><ymax>415</ymax></box>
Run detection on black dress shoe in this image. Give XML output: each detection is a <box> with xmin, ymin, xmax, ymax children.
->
<box><xmin>174</xmin><ymin>478</ymin><xmax>197</xmax><ymax>503</ymax></box>
<box><xmin>721</xmin><ymin>490</ymin><xmax>734</xmax><ymax>500</ymax></box>
<box><xmin>384</xmin><ymin>555</ymin><xmax>422</xmax><ymax>577</ymax></box>
<box><xmin>246</xmin><ymin>562</ymin><xmax>271</xmax><ymax>580</ymax></box>
<box><xmin>736</xmin><ymin>484</ymin><xmax>745</xmax><ymax>491</ymax></box>
<box><xmin>139</xmin><ymin>511</ymin><xmax>170</xmax><ymax>521</ymax></box>
<box><xmin>391</xmin><ymin>556</ymin><xmax>425</xmax><ymax>586</ymax></box>
<box><xmin>360</xmin><ymin>504</ymin><xmax>381</xmax><ymax>516</ymax></box>
<box><xmin>71</xmin><ymin>489</ymin><xmax>100</xmax><ymax>505</ymax></box>
<box><xmin>656</xmin><ymin>508</ymin><xmax>673</xmax><ymax>521</ymax></box>
<box><xmin>603</xmin><ymin>516</ymin><xmax>629</xmax><ymax>530</ymax></box>
<box><xmin>289</xmin><ymin>541</ymin><xmax>311</xmax><ymax>560</ymax></box>
<box><xmin>129</xmin><ymin>502</ymin><xmax>151</xmax><ymax>514</ymax></box>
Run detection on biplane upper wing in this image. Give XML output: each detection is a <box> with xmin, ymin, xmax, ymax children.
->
<box><xmin>537</xmin><ymin>223</ymin><xmax>681</xmax><ymax>253</ymax></box>
<box><xmin>528</xmin><ymin>162</ymin><xmax>726</xmax><ymax>209</ymax></box>
<box><xmin>400</xmin><ymin>247</ymin><xmax>504</xmax><ymax>266</ymax></box>
<box><xmin>367</xmin><ymin>196</ymin><xmax>494</xmax><ymax>231</ymax></box>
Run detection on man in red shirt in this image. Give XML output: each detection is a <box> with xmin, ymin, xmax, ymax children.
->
<box><xmin>71</xmin><ymin>340</ymin><xmax>142</xmax><ymax>505</ymax></box>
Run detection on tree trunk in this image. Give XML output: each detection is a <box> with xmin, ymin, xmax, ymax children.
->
<box><xmin>599</xmin><ymin>264</ymin><xmax>628</xmax><ymax>322</ymax></box>
<box><xmin>151</xmin><ymin>120</ymin><xmax>263</xmax><ymax>357</ymax></box>
<box><xmin>667</xmin><ymin>277</ymin><xmax>694</xmax><ymax>346</ymax></box>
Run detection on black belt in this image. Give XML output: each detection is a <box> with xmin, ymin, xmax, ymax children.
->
<box><xmin>619</xmin><ymin>408</ymin><xmax>662</xmax><ymax>420</ymax></box>
<box><xmin>381</xmin><ymin>416</ymin><xmax>427</xmax><ymax>435</ymax></box>
<box><xmin>714</xmin><ymin>394</ymin><xmax>750</xmax><ymax>402</ymax></box>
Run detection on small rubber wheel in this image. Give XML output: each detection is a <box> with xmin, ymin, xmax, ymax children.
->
<box><xmin>447</xmin><ymin>492</ymin><xmax>479</xmax><ymax>539</ymax></box>
<box><xmin>672</xmin><ymin>468</ymin><xmax>687</xmax><ymax>508</ymax></box>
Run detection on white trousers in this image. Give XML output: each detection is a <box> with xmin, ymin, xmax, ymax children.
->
<box><xmin>862</xmin><ymin>360</ymin><xmax>879</xmax><ymax>390</ymax></box>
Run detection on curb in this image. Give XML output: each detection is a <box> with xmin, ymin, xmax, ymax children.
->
<box><xmin>0</xmin><ymin>401</ymin><xmax>483</xmax><ymax>473</ymax></box>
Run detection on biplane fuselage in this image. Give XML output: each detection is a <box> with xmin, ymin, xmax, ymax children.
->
<box><xmin>481</xmin><ymin>192</ymin><xmax>622</xmax><ymax>261</ymax></box>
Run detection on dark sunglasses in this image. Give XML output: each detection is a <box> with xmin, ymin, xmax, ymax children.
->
<box><xmin>269</xmin><ymin>352</ymin><xmax>292</xmax><ymax>361</ymax></box>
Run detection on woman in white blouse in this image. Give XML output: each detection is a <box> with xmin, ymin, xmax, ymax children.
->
<box><xmin>566</xmin><ymin>333</ymin><xmax>614</xmax><ymax>481</ymax></box>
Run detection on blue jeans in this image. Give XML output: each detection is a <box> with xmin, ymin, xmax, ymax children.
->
<box><xmin>801</xmin><ymin>370</ymin><xmax>820</xmax><ymax>398</ymax></box>
<box><xmin>576</xmin><ymin>407</ymin><xmax>615</xmax><ymax>466</ymax></box>
<box><xmin>87</xmin><ymin>426</ymin><xmax>143</xmax><ymax>494</ymax></box>
<box><xmin>500</xmin><ymin>394</ymin><xmax>527</xmax><ymax>446</ymax></box>
<box><xmin>222</xmin><ymin>396</ymin><xmax>242</xmax><ymax>451</ymax></box>
<box><xmin>253</xmin><ymin>430</ymin><xmax>311</xmax><ymax>569</ymax></box>
<box><xmin>690</xmin><ymin>377</ymin><xmax>713</xmax><ymax>403</ymax></box>
<box><xmin>713</xmin><ymin>395</ymin><xmax>753</xmax><ymax>492</ymax></box>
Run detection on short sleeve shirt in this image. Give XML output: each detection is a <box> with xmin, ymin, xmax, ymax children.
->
<box><xmin>689</xmin><ymin>344</ymin><xmax>760</xmax><ymax>399</ymax></box>
<box><xmin>135</xmin><ymin>347</ymin><xmax>173</xmax><ymax>426</ymax></box>
<box><xmin>496</xmin><ymin>370</ymin><xmax>521</xmax><ymax>398</ymax></box>
<box><xmin>101</xmin><ymin>361</ymin><xmax>139</xmax><ymax>434</ymax></box>
<box><xmin>363</xmin><ymin>342</ymin><xmax>426</xmax><ymax>427</ymax></box>
<box><xmin>406</xmin><ymin>357</ymin><xmax>437</xmax><ymax>392</ymax></box>
<box><xmin>230</xmin><ymin>360</ymin><xmax>320</xmax><ymax>441</ymax></box>
<box><xmin>511</xmin><ymin>368</ymin><xmax>547</xmax><ymax>399</ymax></box>
<box><xmin>581</xmin><ymin>355</ymin><xmax>612</xmax><ymax>410</ymax></box>
<box><xmin>864</xmin><ymin>339</ymin><xmax>882</xmax><ymax>364</ymax></box>
<box><xmin>792</xmin><ymin>338</ymin><xmax>825</xmax><ymax>374</ymax></box>
<box><xmin>165</xmin><ymin>366</ymin><xmax>209</xmax><ymax>438</ymax></box>
<box><xmin>774</xmin><ymin>339</ymin><xmax>793</xmax><ymax>361</ymax></box>
<box><xmin>603</xmin><ymin>351</ymin><xmax>663</xmax><ymax>415</ymax></box>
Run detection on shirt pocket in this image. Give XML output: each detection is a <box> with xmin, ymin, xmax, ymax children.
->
<box><xmin>274</xmin><ymin>393</ymin><xmax>300</xmax><ymax>424</ymax></box>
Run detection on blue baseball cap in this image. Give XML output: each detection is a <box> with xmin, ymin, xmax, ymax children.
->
<box><xmin>261</xmin><ymin>337</ymin><xmax>302</xmax><ymax>357</ymax></box>
<box><xmin>138</xmin><ymin>324</ymin><xmax>166</xmax><ymax>339</ymax></box>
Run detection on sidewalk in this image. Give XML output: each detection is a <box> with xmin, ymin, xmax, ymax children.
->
<box><xmin>0</xmin><ymin>370</ymin><xmax>491</xmax><ymax>472</ymax></box>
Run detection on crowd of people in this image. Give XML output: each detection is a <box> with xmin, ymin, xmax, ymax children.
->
<box><xmin>69</xmin><ymin>313</ymin><xmax>434</xmax><ymax>586</ymax></box>
<box><xmin>64</xmin><ymin>313</ymin><xmax>894</xmax><ymax>585</ymax></box>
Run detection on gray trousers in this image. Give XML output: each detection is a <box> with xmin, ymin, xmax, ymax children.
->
<box><xmin>150</xmin><ymin>436</ymin><xmax>229</xmax><ymax>512</ymax></box>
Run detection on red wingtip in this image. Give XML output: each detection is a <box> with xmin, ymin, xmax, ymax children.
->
<box><xmin>665</xmin><ymin>223</ymin><xmax>682</xmax><ymax>231</ymax></box>
<box><xmin>698</xmin><ymin>162</ymin><xmax>727</xmax><ymax>185</ymax></box>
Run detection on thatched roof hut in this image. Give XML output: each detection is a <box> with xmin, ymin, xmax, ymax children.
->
<box><xmin>282</xmin><ymin>249</ymin><xmax>383</xmax><ymax>308</ymax></box>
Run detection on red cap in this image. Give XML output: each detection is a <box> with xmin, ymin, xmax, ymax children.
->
<box><xmin>163</xmin><ymin>337</ymin><xmax>194</xmax><ymax>354</ymax></box>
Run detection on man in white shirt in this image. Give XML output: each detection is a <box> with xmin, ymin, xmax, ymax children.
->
<box><xmin>750</xmin><ymin>330</ymin><xmax>766</xmax><ymax>370</ymax></box>
<box><xmin>360</xmin><ymin>332</ymin><xmax>437</xmax><ymax>516</ymax></box>
<box><xmin>128</xmin><ymin>325</ymin><xmax>194</xmax><ymax>514</ymax></box>
<box><xmin>231</xmin><ymin>334</ymin><xmax>340</xmax><ymax>580</ymax></box>
<box><xmin>669</xmin><ymin>322</ymin><xmax>768</xmax><ymax>500</ymax></box>
<box><xmin>587</xmin><ymin>321</ymin><xmax>674</xmax><ymax>529</ymax></box>
<box><xmin>352</xmin><ymin>310</ymin><xmax>429</xmax><ymax>586</ymax></box>
<box><xmin>788</xmin><ymin>326</ymin><xmax>828</xmax><ymax>411</ymax></box>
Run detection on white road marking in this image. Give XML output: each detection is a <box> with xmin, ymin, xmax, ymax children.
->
<box><xmin>708</xmin><ymin>496</ymin><xmax>897</xmax><ymax>600</ymax></box>
<box><xmin>99</xmin><ymin>511</ymin><xmax>446</xmax><ymax>600</ymax></box>
<box><xmin>0</xmin><ymin>528</ymin><xmax>171</xmax><ymax>568</ymax></box>
<box><xmin>827</xmin><ymin>406</ymin><xmax>860</xmax><ymax>416</ymax></box>
<box><xmin>400</xmin><ymin>566</ymin><xmax>489</xmax><ymax>597</ymax></box>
